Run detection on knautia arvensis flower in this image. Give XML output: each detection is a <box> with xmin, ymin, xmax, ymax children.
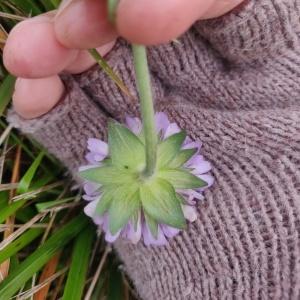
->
<box><xmin>79</xmin><ymin>112</ymin><xmax>213</xmax><ymax>246</ymax></box>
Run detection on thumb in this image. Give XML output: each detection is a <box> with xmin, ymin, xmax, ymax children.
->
<box><xmin>115</xmin><ymin>0</ymin><xmax>245</xmax><ymax>45</ymax></box>
<box><xmin>13</xmin><ymin>76</ymin><xmax>65</xmax><ymax>119</ymax></box>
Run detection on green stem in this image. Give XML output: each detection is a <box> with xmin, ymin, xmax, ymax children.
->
<box><xmin>132</xmin><ymin>45</ymin><xmax>157</xmax><ymax>177</ymax></box>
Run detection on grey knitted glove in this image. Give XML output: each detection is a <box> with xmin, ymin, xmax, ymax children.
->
<box><xmin>8</xmin><ymin>1</ymin><xmax>300</xmax><ymax>299</ymax></box>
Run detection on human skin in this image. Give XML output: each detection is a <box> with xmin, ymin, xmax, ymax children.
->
<box><xmin>3</xmin><ymin>0</ymin><xmax>244</xmax><ymax>119</ymax></box>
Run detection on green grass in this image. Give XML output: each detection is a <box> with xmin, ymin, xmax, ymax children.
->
<box><xmin>0</xmin><ymin>1</ymin><xmax>137</xmax><ymax>299</ymax></box>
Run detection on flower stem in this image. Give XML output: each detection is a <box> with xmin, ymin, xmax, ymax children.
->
<box><xmin>132</xmin><ymin>45</ymin><xmax>157</xmax><ymax>177</ymax></box>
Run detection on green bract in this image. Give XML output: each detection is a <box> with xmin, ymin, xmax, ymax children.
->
<box><xmin>80</xmin><ymin>122</ymin><xmax>207</xmax><ymax>236</ymax></box>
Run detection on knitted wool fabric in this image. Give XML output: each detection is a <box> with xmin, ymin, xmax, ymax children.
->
<box><xmin>8</xmin><ymin>0</ymin><xmax>300</xmax><ymax>299</ymax></box>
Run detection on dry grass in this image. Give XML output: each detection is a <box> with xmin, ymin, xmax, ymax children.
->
<box><xmin>0</xmin><ymin>1</ymin><xmax>137</xmax><ymax>299</ymax></box>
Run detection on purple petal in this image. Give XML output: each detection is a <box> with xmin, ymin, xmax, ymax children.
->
<box><xmin>126</xmin><ymin>116</ymin><xmax>142</xmax><ymax>135</ymax></box>
<box><xmin>84</xmin><ymin>200</ymin><xmax>98</xmax><ymax>218</ymax></box>
<box><xmin>101</xmin><ymin>215</ymin><xmax>121</xmax><ymax>243</ymax></box>
<box><xmin>179</xmin><ymin>189</ymin><xmax>204</xmax><ymax>204</ymax></box>
<box><xmin>93</xmin><ymin>216</ymin><xmax>105</xmax><ymax>226</ymax></box>
<box><xmin>143</xmin><ymin>224</ymin><xmax>168</xmax><ymax>246</ymax></box>
<box><xmin>105</xmin><ymin>230</ymin><xmax>121</xmax><ymax>243</ymax></box>
<box><xmin>191</xmin><ymin>160</ymin><xmax>212</xmax><ymax>175</ymax></box>
<box><xmin>186</xmin><ymin>154</ymin><xmax>204</xmax><ymax>167</ymax></box>
<box><xmin>84</xmin><ymin>182</ymin><xmax>100</xmax><ymax>196</ymax></box>
<box><xmin>85</xmin><ymin>152</ymin><xmax>106</xmax><ymax>164</ymax></box>
<box><xmin>124</xmin><ymin>219</ymin><xmax>142</xmax><ymax>244</ymax></box>
<box><xmin>197</xmin><ymin>174</ymin><xmax>214</xmax><ymax>189</ymax></box>
<box><xmin>83</xmin><ymin>196</ymin><xmax>104</xmax><ymax>224</ymax></box>
<box><xmin>155</xmin><ymin>112</ymin><xmax>170</xmax><ymax>134</ymax></box>
<box><xmin>78</xmin><ymin>165</ymin><xmax>98</xmax><ymax>172</ymax></box>
<box><xmin>187</xmin><ymin>190</ymin><xmax>204</xmax><ymax>201</ymax></box>
<box><xmin>161</xmin><ymin>225</ymin><xmax>180</xmax><ymax>239</ymax></box>
<box><xmin>83</xmin><ymin>194</ymin><xmax>99</xmax><ymax>201</ymax></box>
<box><xmin>85</xmin><ymin>153</ymin><xmax>97</xmax><ymax>164</ymax></box>
<box><xmin>177</xmin><ymin>189</ymin><xmax>194</xmax><ymax>205</ymax></box>
<box><xmin>87</xmin><ymin>138</ymin><xmax>108</xmax><ymax>156</ymax></box>
<box><xmin>164</xmin><ymin>123</ymin><xmax>181</xmax><ymax>139</ymax></box>
<box><xmin>182</xmin><ymin>205</ymin><xmax>197</xmax><ymax>222</ymax></box>
<box><xmin>183</xmin><ymin>141</ymin><xmax>202</xmax><ymax>151</ymax></box>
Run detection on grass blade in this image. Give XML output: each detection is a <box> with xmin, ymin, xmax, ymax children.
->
<box><xmin>8</xmin><ymin>0</ymin><xmax>43</xmax><ymax>16</ymax></box>
<box><xmin>0</xmin><ymin>145</ymin><xmax>21</xmax><ymax>280</ymax></box>
<box><xmin>16</xmin><ymin>206</ymin><xmax>37</xmax><ymax>222</ymax></box>
<box><xmin>0</xmin><ymin>212</ymin><xmax>46</xmax><ymax>251</ymax></box>
<box><xmin>0</xmin><ymin>228</ymin><xmax>44</xmax><ymax>264</ymax></box>
<box><xmin>0</xmin><ymin>25</ymin><xmax>7</xmax><ymax>50</ymax></box>
<box><xmin>62</xmin><ymin>225</ymin><xmax>95</xmax><ymax>300</ymax></box>
<box><xmin>35</xmin><ymin>197</ymin><xmax>76</xmax><ymax>212</ymax></box>
<box><xmin>84</xmin><ymin>246</ymin><xmax>111</xmax><ymax>300</ymax></box>
<box><xmin>0</xmin><ymin>199</ymin><xmax>27</xmax><ymax>223</ymax></box>
<box><xmin>107</xmin><ymin>265</ymin><xmax>123</xmax><ymax>300</ymax></box>
<box><xmin>0</xmin><ymin>74</ymin><xmax>16</xmax><ymax>116</ymax></box>
<box><xmin>50</xmin><ymin>0</ymin><xmax>61</xmax><ymax>8</ymax></box>
<box><xmin>0</xmin><ymin>213</ymin><xmax>89</xmax><ymax>299</ymax></box>
<box><xmin>18</xmin><ymin>267</ymin><xmax>67</xmax><ymax>300</ymax></box>
<box><xmin>0</xmin><ymin>191</ymin><xmax>8</xmax><ymax>210</ymax></box>
<box><xmin>39</xmin><ymin>0</ymin><xmax>56</xmax><ymax>11</ymax></box>
<box><xmin>88</xmin><ymin>49</ymin><xmax>135</xmax><ymax>100</ymax></box>
<box><xmin>34</xmin><ymin>252</ymin><xmax>61</xmax><ymax>300</ymax></box>
<box><xmin>17</xmin><ymin>151</ymin><xmax>45</xmax><ymax>194</ymax></box>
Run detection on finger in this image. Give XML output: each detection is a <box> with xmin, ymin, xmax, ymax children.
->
<box><xmin>4</xmin><ymin>15</ymin><xmax>78</xmax><ymax>78</ymax></box>
<box><xmin>65</xmin><ymin>40</ymin><xmax>115</xmax><ymax>74</ymax></box>
<box><xmin>54</xmin><ymin>0</ymin><xmax>117</xmax><ymax>49</ymax></box>
<box><xmin>13</xmin><ymin>76</ymin><xmax>65</xmax><ymax>119</ymax></box>
<box><xmin>54</xmin><ymin>0</ymin><xmax>244</xmax><ymax>48</ymax></box>
<box><xmin>117</xmin><ymin>0</ymin><xmax>246</xmax><ymax>44</ymax></box>
<box><xmin>116</xmin><ymin>0</ymin><xmax>214</xmax><ymax>45</ymax></box>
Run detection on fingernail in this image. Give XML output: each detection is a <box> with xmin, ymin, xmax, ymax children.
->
<box><xmin>107</xmin><ymin>0</ymin><xmax>120</xmax><ymax>24</ymax></box>
<box><xmin>56</xmin><ymin>0</ymin><xmax>79</xmax><ymax>18</ymax></box>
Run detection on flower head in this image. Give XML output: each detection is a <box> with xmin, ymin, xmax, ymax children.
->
<box><xmin>80</xmin><ymin>112</ymin><xmax>213</xmax><ymax>246</ymax></box>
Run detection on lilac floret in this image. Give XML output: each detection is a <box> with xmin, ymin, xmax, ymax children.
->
<box><xmin>85</xmin><ymin>138</ymin><xmax>108</xmax><ymax>164</ymax></box>
<box><xmin>81</xmin><ymin>112</ymin><xmax>214</xmax><ymax>246</ymax></box>
<box><xmin>125</xmin><ymin>116</ymin><xmax>142</xmax><ymax>135</ymax></box>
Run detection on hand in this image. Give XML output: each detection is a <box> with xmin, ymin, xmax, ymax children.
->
<box><xmin>6</xmin><ymin>1</ymin><xmax>300</xmax><ymax>298</ymax></box>
<box><xmin>3</xmin><ymin>0</ymin><xmax>244</xmax><ymax>119</ymax></box>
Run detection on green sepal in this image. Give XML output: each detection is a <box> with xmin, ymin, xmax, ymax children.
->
<box><xmin>100</xmin><ymin>158</ymin><xmax>112</xmax><ymax>166</ymax></box>
<box><xmin>158</xmin><ymin>169</ymin><xmax>207</xmax><ymax>189</ymax></box>
<box><xmin>108</xmin><ymin>122</ymin><xmax>145</xmax><ymax>171</ymax></box>
<box><xmin>108</xmin><ymin>185</ymin><xmax>140</xmax><ymax>235</ymax></box>
<box><xmin>176</xmin><ymin>193</ymin><xmax>187</xmax><ymax>205</ymax></box>
<box><xmin>144</xmin><ymin>211</ymin><xmax>158</xmax><ymax>238</ymax></box>
<box><xmin>79</xmin><ymin>166</ymin><xmax>136</xmax><ymax>186</ymax></box>
<box><xmin>168</xmin><ymin>148</ymin><xmax>197</xmax><ymax>168</ymax></box>
<box><xmin>95</xmin><ymin>189</ymin><xmax>114</xmax><ymax>216</ymax></box>
<box><xmin>140</xmin><ymin>178</ymin><xmax>186</xmax><ymax>229</ymax></box>
<box><xmin>157</xmin><ymin>131</ymin><xmax>186</xmax><ymax>168</ymax></box>
<box><xmin>137</xmin><ymin>130</ymin><xmax>145</xmax><ymax>144</ymax></box>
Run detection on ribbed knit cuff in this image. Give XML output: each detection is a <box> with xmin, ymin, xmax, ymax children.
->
<box><xmin>7</xmin><ymin>76</ymin><xmax>108</xmax><ymax>174</ymax></box>
<box><xmin>74</xmin><ymin>39</ymin><xmax>164</xmax><ymax>120</ymax></box>
<box><xmin>196</xmin><ymin>0</ymin><xmax>299</xmax><ymax>63</ymax></box>
<box><xmin>115</xmin><ymin>98</ymin><xmax>300</xmax><ymax>300</ymax></box>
